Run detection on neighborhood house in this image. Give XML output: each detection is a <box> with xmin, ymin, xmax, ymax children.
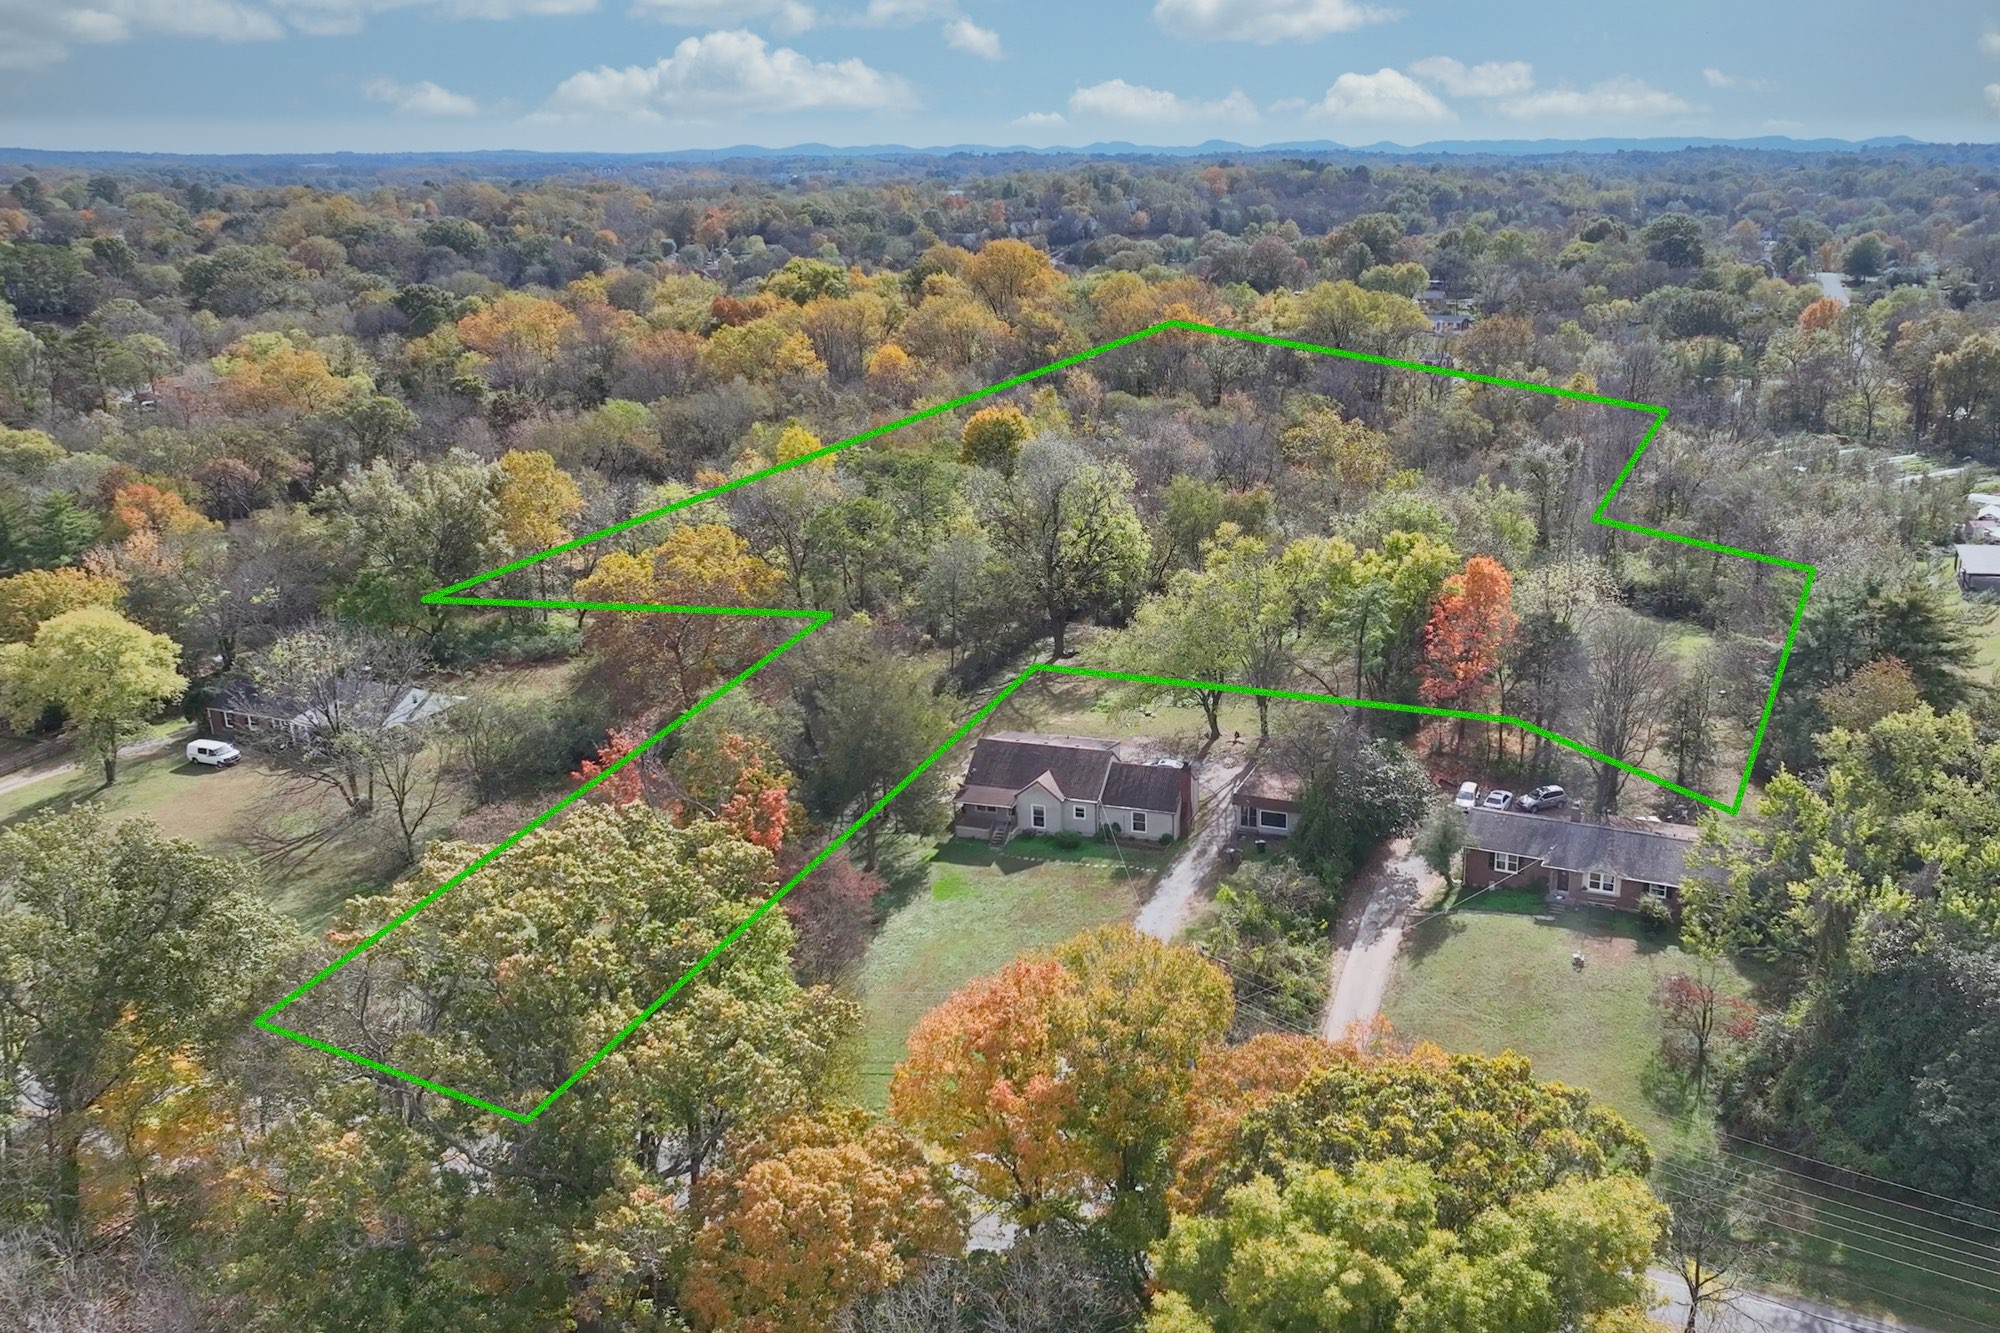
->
<box><xmin>206</xmin><ymin>679</ymin><xmax>462</xmax><ymax>745</ymax></box>
<box><xmin>1461</xmin><ymin>807</ymin><xmax>1695</xmax><ymax>915</ymax></box>
<box><xmin>1234</xmin><ymin>763</ymin><xmax>1303</xmax><ymax>838</ymax></box>
<box><xmin>953</xmin><ymin>731</ymin><xmax>1194</xmax><ymax>845</ymax></box>
<box><xmin>1955</xmin><ymin>543</ymin><xmax>2000</xmax><ymax>595</ymax></box>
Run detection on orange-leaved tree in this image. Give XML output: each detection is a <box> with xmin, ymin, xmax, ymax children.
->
<box><xmin>679</xmin><ymin>1108</ymin><xmax>964</xmax><ymax>1333</ymax></box>
<box><xmin>1417</xmin><ymin>554</ymin><xmax>1518</xmax><ymax>747</ymax></box>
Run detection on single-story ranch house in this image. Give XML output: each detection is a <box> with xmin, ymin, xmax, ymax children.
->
<box><xmin>1955</xmin><ymin>543</ymin><xmax>2000</xmax><ymax>594</ymax></box>
<box><xmin>1462</xmin><ymin>807</ymin><xmax>1696</xmax><ymax>915</ymax></box>
<box><xmin>953</xmin><ymin>731</ymin><xmax>1195</xmax><ymax>845</ymax></box>
<box><xmin>1234</xmin><ymin>763</ymin><xmax>1303</xmax><ymax>838</ymax></box>
<box><xmin>205</xmin><ymin>679</ymin><xmax>461</xmax><ymax>745</ymax></box>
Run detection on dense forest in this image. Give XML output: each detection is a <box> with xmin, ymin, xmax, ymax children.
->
<box><xmin>3</xmin><ymin>144</ymin><xmax>2000</xmax><ymax>1330</ymax></box>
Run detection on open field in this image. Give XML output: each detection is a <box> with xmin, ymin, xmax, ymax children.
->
<box><xmin>0</xmin><ymin>740</ymin><xmax>405</xmax><ymax>924</ymax></box>
<box><xmin>845</xmin><ymin>842</ymin><xmax>1153</xmax><ymax>1107</ymax></box>
<box><xmin>1384</xmin><ymin>902</ymin><xmax>2000</xmax><ymax>1331</ymax></box>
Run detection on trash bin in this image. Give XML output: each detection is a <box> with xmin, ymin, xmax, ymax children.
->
<box><xmin>1254</xmin><ymin>840</ymin><xmax>1267</xmax><ymax>855</ymax></box>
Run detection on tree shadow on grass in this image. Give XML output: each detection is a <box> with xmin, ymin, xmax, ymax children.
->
<box><xmin>1402</xmin><ymin>914</ymin><xmax>1466</xmax><ymax>965</ymax></box>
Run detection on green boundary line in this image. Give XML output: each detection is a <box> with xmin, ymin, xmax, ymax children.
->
<box><xmin>254</xmin><ymin>319</ymin><xmax>1815</xmax><ymax>1121</ymax></box>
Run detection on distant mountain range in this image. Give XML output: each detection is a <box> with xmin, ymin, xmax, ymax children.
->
<box><xmin>0</xmin><ymin>133</ymin><xmax>1966</xmax><ymax>174</ymax></box>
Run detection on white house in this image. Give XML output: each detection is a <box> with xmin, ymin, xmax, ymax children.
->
<box><xmin>952</xmin><ymin>732</ymin><xmax>1195</xmax><ymax>844</ymax></box>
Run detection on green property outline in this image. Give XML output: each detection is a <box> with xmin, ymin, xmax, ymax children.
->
<box><xmin>253</xmin><ymin>319</ymin><xmax>1816</xmax><ymax>1122</ymax></box>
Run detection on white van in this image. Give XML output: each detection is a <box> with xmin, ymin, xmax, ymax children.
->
<box><xmin>187</xmin><ymin>739</ymin><xmax>242</xmax><ymax>768</ymax></box>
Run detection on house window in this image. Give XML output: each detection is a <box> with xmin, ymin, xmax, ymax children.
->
<box><xmin>1493</xmin><ymin>851</ymin><xmax>1523</xmax><ymax>875</ymax></box>
<box><xmin>1031</xmin><ymin>806</ymin><xmax>1046</xmax><ymax>829</ymax></box>
<box><xmin>1239</xmin><ymin>804</ymin><xmax>1256</xmax><ymax>827</ymax></box>
<box><xmin>1645</xmin><ymin>883</ymin><xmax>1673</xmax><ymax>903</ymax></box>
<box><xmin>1130</xmin><ymin>811</ymin><xmax>1148</xmax><ymax>833</ymax></box>
<box><xmin>1259</xmin><ymin>809</ymin><xmax>1288</xmax><ymax>830</ymax></box>
<box><xmin>1073</xmin><ymin>805</ymin><xmax>1086</xmax><ymax>822</ymax></box>
<box><xmin>1585</xmin><ymin>870</ymin><xmax>1617</xmax><ymax>895</ymax></box>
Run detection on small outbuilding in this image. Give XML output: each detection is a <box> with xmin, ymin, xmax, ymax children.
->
<box><xmin>1233</xmin><ymin>763</ymin><xmax>1304</xmax><ymax>838</ymax></box>
<box><xmin>1955</xmin><ymin>544</ymin><xmax>2000</xmax><ymax>595</ymax></box>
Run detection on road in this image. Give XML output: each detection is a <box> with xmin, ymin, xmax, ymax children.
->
<box><xmin>1320</xmin><ymin>834</ymin><xmax>1439</xmax><ymax>1038</ymax></box>
<box><xmin>1134</xmin><ymin>748</ymin><xmax>1253</xmax><ymax>940</ymax></box>
<box><xmin>1813</xmin><ymin>271</ymin><xmax>1853</xmax><ymax>305</ymax></box>
<box><xmin>1648</xmin><ymin>1267</ymin><xmax>1944</xmax><ymax>1333</ymax></box>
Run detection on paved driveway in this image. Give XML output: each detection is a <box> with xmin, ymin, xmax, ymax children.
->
<box><xmin>1135</xmin><ymin>749</ymin><xmax>1253</xmax><ymax>941</ymax></box>
<box><xmin>1321</xmin><ymin>834</ymin><xmax>1440</xmax><ymax>1039</ymax></box>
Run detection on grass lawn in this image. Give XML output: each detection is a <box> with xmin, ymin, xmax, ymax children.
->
<box><xmin>1384</xmin><ymin>906</ymin><xmax>2000</xmax><ymax>1332</ymax></box>
<box><xmin>0</xmin><ymin>740</ymin><xmax>405</xmax><ymax>925</ymax></box>
<box><xmin>982</xmin><ymin>670</ymin><xmax>1263</xmax><ymax>752</ymax></box>
<box><xmin>845</xmin><ymin>843</ymin><xmax>1153</xmax><ymax>1107</ymax></box>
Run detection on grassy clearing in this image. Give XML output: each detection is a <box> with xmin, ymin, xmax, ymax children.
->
<box><xmin>1382</xmin><ymin>905</ymin><xmax>1724</xmax><ymax>1145</ymax></box>
<box><xmin>845</xmin><ymin>844</ymin><xmax>1153</xmax><ymax>1107</ymax></box>
<box><xmin>1383</xmin><ymin>907</ymin><xmax>2000</xmax><ymax>1331</ymax></box>
<box><xmin>982</xmin><ymin>669</ymin><xmax>1262</xmax><ymax>751</ymax></box>
<box><xmin>0</xmin><ymin>741</ymin><xmax>406</xmax><ymax>925</ymax></box>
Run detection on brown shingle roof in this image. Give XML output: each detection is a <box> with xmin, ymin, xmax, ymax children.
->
<box><xmin>960</xmin><ymin>735</ymin><xmax>1115</xmax><ymax>803</ymax></box>
<box><xmin>1102</xmin><ymin>761</ymin><xmax>1184</xmax><ymax>814</ymax></box>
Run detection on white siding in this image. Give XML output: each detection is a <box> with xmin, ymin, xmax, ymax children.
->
<box><xmin>1102</xmin><ymin>805</ymin><xmax>1178</xmax><ymax>840</ymax></box>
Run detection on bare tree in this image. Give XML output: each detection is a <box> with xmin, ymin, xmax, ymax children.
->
<box><xmin>244</xmin><ymin>620</ymin><xmax>431</xmax><ymax>816</ymax></box>
<box><xmin>370</xmin><ymin>721</ymin><xmax>453</xmax><ymax>866</ymax></box>
<box><xmin>1656</xmin><ymin>1150</ymin><xmax>1772</xmax><ymax>1333</ymax></box>
<box><xmin>1581</xmin><ymin>611</ymin><xmax>1677</xmax><ymax>814</ymax></box>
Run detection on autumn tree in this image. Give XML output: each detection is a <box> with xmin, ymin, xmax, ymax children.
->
<box><xmin>1417</xmin><ymin>554</ymin><xmax>1518</xmax><ymax>746</ymax></box>
<box><xmin>0</xmin><ymin>565</ymin><xmax>123</xmax><ymax>642</ymax></box>
<box><xmin>575</xmin><ymin>523</ymin><xmax>783</xmax><ymax>718</ymax></box>
<box><xmin>958</xmin><ymin>403</ymin><xmax>1032</xmax><ymax>472</ymax></box>
<box><xmin>680</xmin><ymin>1108</ymin><xmax>964</xmax><ymax>1333</ymax></box>
<box><xmin>892</xmin><ymin>926</ymin><xmax>1232</xmax><ymax>1258</ymax></box>
<box><xmin>0</xmin><ymin>607</ymin><xmax>185</xmax><ymax>783</ymax></box>
<box><xmin>0</xmin><ymin>809</ymin><xmax>285</xmax><ymax>1232</ymax></box>
<box><xmin>234</xmin><ymin>804</ymin><xmax>856</xmax><ymax>1328</ymax></box>
<box><xmin>1653</xmin><ymin>963</ymin><xmax>1756</xmax><ymax>1094</ymax></box>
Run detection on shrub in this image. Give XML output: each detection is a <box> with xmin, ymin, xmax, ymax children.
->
<box><xmin>1637</xmin><ymin>896</ymin><xmax>1674</xmax><ymax>933</ymax></box>
<box><xmin>1158</xmin><ymin>831</ymin><xmax>1174</xmax><ymax>846</ymax></box>
<box><xmin>1051</xmin><ymin>830</ymin><xmax>1084</xmax><ymax>850</ymax></box>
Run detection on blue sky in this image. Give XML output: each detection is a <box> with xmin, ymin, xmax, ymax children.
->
<box><xmin>2</xmin><ymin>0</ymin><xmax>1997</xmax><ymax>153</ymax></box>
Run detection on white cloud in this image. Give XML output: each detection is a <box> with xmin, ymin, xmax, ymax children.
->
<box><xmin>543</xmin><ymin>28</ymin><xmax>914</xmax><ymax>120</ymax></box>
<box><xmin>1407</xmin><ymin>55</ymin><xmax>1532</xmax><ymax>97</ymax></box>
<box><xmin>1987</xmin><ymin>83</ymin><xmax>2000</xmax><ymax>114</ymax></box>
<box><xmin>1314</xmin><ymin>67</ymin><xmax>1452</xmax><ymax>122</ymax></box>
<box><xmin>1151</xmin><ymin>0</ymin><xmax>1393</xmax><ymax>44</ymax></box>
<box><xmin>1011</xmin><ymin>111</ymin><xmax>1066</xmax><ymax>127</ymax></box>
<box><xmin>0</xmin><ymin>0</ymin><xmax>281</xmax><ymax>66</ymax></box>
<box><xmin>1067</xmin><ymin>78</ymin><xmax>1258</xmax><ymax>123</ymax></box>
<box><xmin>942</xmin><ymin>16</ymin><xmax>1000</xmax><ymax>58</ymax></box>
<box><xmin>1982</xmin><ymin>28</ymin><xmax>2000</xmax><ymax>54</ymax></box>
<box><xmin>267</xmin><ymin>0</ymin><xmax>597</xmax><ymax>36</ymax></box>
<box><xmin>1702</xmin><ymin>66</ymin><xmax>1775</xmax><ymax>92</ymax></box>
<box><xmin>1498</xmin><ymin>76</ymin><xmax>1694</xmax><ymax>120</ymax></box>
<box><xmin>858</xmin><ymin>0</ymin><xmax>953</xmax><ymax>21</ymax></box>
<box><xmin>630</xmin><ymin>0</ymin><xmax>814</xmax><ymax>34</ymax></box>
<box><xmin>365</xmin><ymin>75</ymin><xmax>481</xmax><ymax>115</ymax></box>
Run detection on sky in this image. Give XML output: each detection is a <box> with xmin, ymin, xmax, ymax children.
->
<box><xmin>2</xmin><ymin>0</ymin><xmax>1999</xmax><ymax>154</ymax></box>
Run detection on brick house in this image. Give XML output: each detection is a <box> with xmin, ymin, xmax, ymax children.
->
<box><xmin>1461</xmin><ymin>807</ymin><xmax>1695</xmax><ymax>915</ymax></box>
<box><xmin>952</xmin><ymin>732</ymin><xmax>1195</xmax><ymax>845</ymax></box>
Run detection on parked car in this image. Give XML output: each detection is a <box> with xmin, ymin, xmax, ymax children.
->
<box><xmin>1482</xmin><ymin>789</ymin><xmax>1515</xmax><ymax>811</ymax></box>
<box><xmin>1453</xmin><ymin>780</ymin><xmax>1479</xmax><ymax>809</ymax></box>
<box><xmin>187</xmin><ymin>739</ymin><xmax>241</xmax><ymax>768</ymax></box>
<box><xmin>1518</xmin><ymin>784</ymin><xmax>1567</xmax><ymax>813</ymax></box>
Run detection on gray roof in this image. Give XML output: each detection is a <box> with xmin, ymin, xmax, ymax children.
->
<box><xmin>1466</xmin><ymin>809</ymin><xmax>1693</xmax><ymax>885</ymax></box>
<box><xmin>1957</xmin><ymin>545</ymin><xmax>2000</xmax><ymax>576</ymax></box>
<box><xmin>961</xmin><ymin>735</ymin><xmax>1115</xmax><ymax>803</ymax></box>
<box><xmin>1102</xmin><ymin>761</ymin><xmax>1184</xmax><ymax>814</ymax></box>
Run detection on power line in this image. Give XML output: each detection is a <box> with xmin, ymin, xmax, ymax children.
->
<box><xmin>1658</xmin><ymin>1153</ymin><xmax>2000</xmax><ymax>1262</ymax></box>
<box><xmin>1651</xmin><ymin>1177</ymin><xmax>2000</xmax><ymax>1331</ymax></box>
<box><xmin>1717</xmin><ymin>1130</ymin><xmax>2000</xmax><ymax>1228</ymax></box>
<box><xmin>1653</xmin><ymin>1161</ymin><xmax>2000</xmax><ymax>1293</ymax></box>
<box><xmin>1714</xmin><ymin>1147</ymin><xmax>2000</xmax><ymax>1250</ymax></box>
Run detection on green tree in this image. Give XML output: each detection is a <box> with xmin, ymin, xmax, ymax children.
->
<box><xmin>1416</xmin><ymin>804</ymin><xmax>1467</xmax><ymax>891</ymax></box>
<box><xmin>0</xmin><ymin>607</ymin><xmax>184</xmax><ymax>783</ymax></box>
<box><xmin>978</xmin><ymin>438</ymin><xmax>1148</xmax><ymax>661</ymax></box>
<box><xmin>1642</xmin><ymin>213</ymin><xmax>1706</xmax><ymax>269</ymax></box>
<box><xmin>326</xmin><ymin>451</ymin><xmax>503</xmax><ymax>635</ymax></box>
<box><xmin>797</xmin><ymin>619</ymin><xmax>957</xmax><ymax>870</ymax></box>
<box><xmin>1147</xmin><ymin>1160</ymin><xmax>1663</xmax><ymax>1333</ymax></box>
<box><xmin>0</xmin><ymin>809</ymin><xmax>285</xmax><ymax>1231</ymax></box>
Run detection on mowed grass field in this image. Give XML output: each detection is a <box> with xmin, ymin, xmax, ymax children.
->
<box><xmin>0</xmin><ymin>734</ymin><xmax>401</xmax><ymax>924</ymax></box>
<box><xmin>1383</xmin><ymin>899</ymin><xmax>2000</xmax><ymax>1332</ymax></box>
<box><xmin>845</xmin><ymin>842</ymin><xmax>1153</xmax><ymax>1107</ymax></box>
